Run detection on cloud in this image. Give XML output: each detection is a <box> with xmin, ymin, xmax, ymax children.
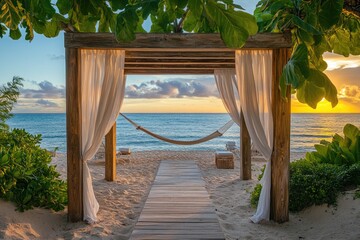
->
<box><xmin>21</xmin><ymin>81</ymin><xmax>65</xmax><ymax>98</ymax></box>
<box><xmin>36</xmin><ymin>99</ymin><xmax>59</xmax><ymax>107</ymax></box>
<box><xmin>324</xmin><ymin>52</ymin><xmax>360</xmax><ymax>71</ymax></box>
<box><xmin>48</xmin><ymin>54</ymin><xmax>65</xmax><ymax>61</ymax></box>
<box><xmin>339</xmin><ymin>85</ymin><xmax>360</xmax><ymax>103</ymax></box>
<box><xmin>125</xmin><ymin>79</ymin><xmax>219</xmax><ymax>98</ymax></box>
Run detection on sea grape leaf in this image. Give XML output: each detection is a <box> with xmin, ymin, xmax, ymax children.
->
<box><xmin>56</xmin><ymin>0</ymin><xmax>72</xmax><ymax>15</ymax></box>
<box><xmin>291</xmin><ymin>15</ymin><xmax>321</xmax><ymax>35</ymax></box>
<box><xmin>318</xmin><ymin>0</ymin><xmax>344</xmax><ymax>30</ymax></box>
<box><xmin>204</xmin><ymin>0</ymin><xmax>257</xmax><ymax>48</ymax></box>
<box><xmin>329</xmin><ymin>29</ymin><xmax>351</xmax><ymax>57</ymax></box>
<box><xmin>0</xmin><ymin>1</ymin><xmax>22</xmax><ymax>30</ymax></box>
<box><xmin>109</xmin><ymin>0</ymin><xmax>128</xmax><ymax>11</ymax></box>
<box><xmin>296</xmin><ymin>79</ymin><xmax>325</xmax><ymax>109</ymax></box>
<box><xmin>116</xmin><ymin>9</ymin><xmax>139</xmax><ymax>42</ymax></box>
<box><xmin>183</xmin><ymin>10</ymin><xmax>198</xmax><ymax>32</ymax></box>
<box><xmin>283</xmin><ymin>44</ymin><xmax>309</xmax><ymax>88</ymax></box>
<box><xmin>9</xmin><ymin>28</ymin><xmax>21</xmax><ymax>40</ymax></box>
<box><xmin>43</xmin><ymin>19</ymin><xmax>60</xmax><ymax>38</ymax></box>
<box><xmin>189</xmin><ymin>0</ymin><xmax>203</xmax><ymax>20</ymax></box>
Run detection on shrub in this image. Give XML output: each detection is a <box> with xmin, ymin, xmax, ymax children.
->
<box><xmin>289</xmin><ymin>160</ymin><xmax>342</xmax><ymax>211</ymax></box>
<box><xmin>250</xmin><ymin>123</ymin><xmax>360</xmax><ymax>212</ymax></box>
<box><xmin>0</xmin><ymin>129</ymin><xmax>67</xmax><ymax>211</ymax></box>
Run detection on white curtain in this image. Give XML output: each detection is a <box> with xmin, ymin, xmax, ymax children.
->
<box><xmin>235</xmin><ymin>50</ymin><xmax>273</xmax><ymax>223</ymax></box>
<box><xmin>215</xmin><ymin>50</ymin><xmax>273</xmax><ymax>223</ymax></box>
<box><xmin>214</xmin><ymin>69</ymin><xmax>241</xmax><ymax>126</ymax></box>
<box><xmin>80</xmin><ymin>49</ymin><xmax>126</xmax><ymax>223</ymax></box>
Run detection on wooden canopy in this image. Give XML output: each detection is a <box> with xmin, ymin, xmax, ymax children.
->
<box><xmin>65</xmin><ymin>32</ymin><xmax>292</xmax><ymax>224</ymax></box>
<box><xmin>65</xmin><ymin>33</ymin><xmax>291</xmax><ymax>74</ymax></box>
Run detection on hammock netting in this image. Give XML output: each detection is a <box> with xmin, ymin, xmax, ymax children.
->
<box><xmin>120</xmin><ymin>113</ymin><xmax>234</xmax><ymax>145</ymax></box>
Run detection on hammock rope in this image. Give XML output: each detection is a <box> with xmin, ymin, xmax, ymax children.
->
<box><xmin>119</xmin><ymin>113</ymin><xmax>234</xmax><ymax>145</ymax></box>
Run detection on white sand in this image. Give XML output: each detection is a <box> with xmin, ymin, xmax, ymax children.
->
<box><xmin>1</xmin><ymin>150</ymin><xmax>359</xmax><ymax>240</ymax></box>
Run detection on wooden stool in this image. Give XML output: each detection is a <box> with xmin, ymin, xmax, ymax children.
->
<box><xmin>215</xmin><ymin>151</ymin><xmax>234</xmax><ymax>169</ymax></box>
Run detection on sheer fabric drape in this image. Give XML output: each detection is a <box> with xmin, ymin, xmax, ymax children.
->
<box><xmin>235</xmin><ymin>50</ymin><xmax>273</xmax><ymax>223</ymax></box>
<box><xmin>80</xmin><ymin>49</ymin><xmax>126</xmax><ymax>223</ymax></box>
<box><xmin>215</xmin><ymin>50</ymin><xmax>273</xmax><ymax>223</ymax></box>
<box><xmin>214</xmin><ymin>69</ymin><xmax>241</xmax><ymax>127</ymax></box>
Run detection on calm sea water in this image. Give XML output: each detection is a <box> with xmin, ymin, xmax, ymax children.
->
<box><xmin>7</xmin><ymin>113</ymin><xmax>360</xmax><ymax>153</ymax></box>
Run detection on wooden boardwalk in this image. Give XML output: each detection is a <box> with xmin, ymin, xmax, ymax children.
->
<box><xmin>131</xmin><ymin>160</ymin><xmax>224</xmax><ymax>240</ymax></box>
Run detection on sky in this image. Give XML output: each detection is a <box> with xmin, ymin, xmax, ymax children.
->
<box><xmin>0</xmin><ymin>1</ymin><xmax>359</xmax><ymax>114</ymax></box>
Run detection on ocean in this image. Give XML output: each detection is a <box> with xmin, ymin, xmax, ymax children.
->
<box><xmin>6</xmin><ymin>113</ymin><xmax>360</xmax><ymax>154</ymax></box>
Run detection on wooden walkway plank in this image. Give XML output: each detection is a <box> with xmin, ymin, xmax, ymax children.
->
<box><xmin>131</xmin><ymin>160</ymin><xmax>224</xmax><ymax>240</ymax></box>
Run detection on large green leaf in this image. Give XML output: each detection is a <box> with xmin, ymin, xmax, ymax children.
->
<box><xmin>9</xmin><ymin>28</ymin><xmax>21</xmax><ymax>40</ymax></box>
<box><xmin>204</xmin><ymin>0</ymin><xmax>257</xmax><ymax>48</ymax></box>
<box><xmin>189</xmin><ymin>0</ymin><xmax>203</xmax><ymax>20</ymax></box>
<box><xmin>291</xmin><ymin>15</ymin><xmax>321</xmax><ymax>35</ymax></box>
<box><xmin>115</xmin><ymin>9</ymin><xmax>139</xmax><ymax>42</ymax></box>
<box><xmin>283</xmin><ymin>44</ymin><xmax>309</xmax><ymax>88</ymax></box>
<box><xmin>318</xmin><ymin>0</ymin><xmax>344</xmax><ymax>30</ymax></box>
<box><xmin>0</xmin><ymin>1</ymin><xmax>22</xmax><ymax>30</ymax></box>
<box><xmin>296</xmin><ymin>80</ymin><xmax>326</xmax><ymax>109</ymax></box>
<box><xmin>343</xmin><ymin>124</ymin><xmax>360</xmax><ymax>143</ymax></box>
<box><xmin>329</xmin><ymin>29</ymin><xmax>351</xmax><ymax>57</ymax></box>
<box><xmin>56</xmin><ymin>0</ymin><xmax>72</xmax><ymax>15</ymax></box>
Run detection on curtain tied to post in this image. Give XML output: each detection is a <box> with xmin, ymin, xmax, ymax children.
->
<box><xmin>81</xmin><ymin>49</ymin><xmax>126</xmax><ymax>223</ymax></box>
<box><xmin>214</xmin><ymin>49</ymin><xmax>273</xmax><ymax>223</ymax></box>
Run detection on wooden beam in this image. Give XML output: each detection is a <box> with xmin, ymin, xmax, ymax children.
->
<box><xmin>240</xmin><ymin>111</ymin><xmax>251</xmax><ymax>180</ymax></box>
<box><xmin>66</xmin><ymin>48</ymin><xmax>83</xmax><ymax>222</ymax></box>
<box><xmin>124</xmin><ymin>63</ymin><xmax>235</xmax><ymax>69</ymax></box>
<box><xmin>125</xmin><ymin>58</ymin><xmax>235</xmax><ymax>64</ymax></box>
<box><xmin>105</xmin><ymin>123</ymin><xmax>117</xmax><ymax>181</ymax></box>
<box><xmin>125</xmin><ymin>51</ymin><xmax>235</xmax><ymax>59</ymax></box>
<box><xmin>125</xmin><ymin>69</ymin><xmax>214</xmax><ymax>75</ymax></box>
<box><xmin>65</xmin><ymin>33</ymin><xmax>292</xmax><ymax>50</ymax></box>
<box><xmin>270</xmin><ymin>48</ymin><xmax>292</xmax><ymax>223</ymax></box>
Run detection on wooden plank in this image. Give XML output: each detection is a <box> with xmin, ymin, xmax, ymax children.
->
<box><xmin>240</xmin><ymin>110</ymin><xmax>252</xmax><ymax>180</ymax></box>
<box><xmin>105</xmin><ymin>123</ymin><xmax>116</xmax><ymax>181</ymax></box>
<box><xmin>125</xmin><ymin>58</ymin><xmax>235</xmax><ymax>64</ymax></box>
<box><xmin>131</xmin><ymin>234</ymin><xmax>224</xmax><ymax>240</ymax></box>
<box><xmin>125</xmin><ymin>51</ymin><xmax>235</xmax><ymax>59</ymax></box>
<box><xmin>124</xmin><ymin>63</ymin><xmax>235</xmax><ymax>69</ymax></box>
<box><xmin>125</xmin><ymin>69</ymin><xmax>214</xmax><ymax>74</ymax></box>
<box><xmin>65</xmin><ymin>33</ymin><xmax>292</xmax><ymax>49</ymax></box>
<box><xmin>132</xmin><ymin>160</ymin><xmax>224</xmax><ymax>239</ymax></box>
<box><xmin>270</xmin><ymin>48</ymin><xmax>292</xmax><ymax>223</ymax></box>
<box><xmin>66</xmin><ymin>47</ymin><xmax>83</xmax><ymax>222</ymax></box>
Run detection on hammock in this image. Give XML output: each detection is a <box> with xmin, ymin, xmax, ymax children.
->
<box><xmin>120</xmin><ymin>113</ymin><xmax>234</xmax><ymax>145</ymax></box>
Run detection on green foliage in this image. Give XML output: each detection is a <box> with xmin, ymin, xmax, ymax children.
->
<box><xmin>289</xmin><ymin>160</ymin><xmax>342</xmax><ymax>211</ymax></box>
<box><xmin>0</xmin><ymin>77</ymin><xmax>67</xmax><ymax>212</ymax></box>
<box><xmin>0</xmin><ymin>128</ymin><xmax>67</xmax><ymax>212</ymax></box>
<box><xmin>305</xmin><ymin>124</ymin><xmax>360</xmax><ymax>166</ymax></box>
<box><xmin>0</xmin><ymin>77</ymin><xmax>23</xmax><ymax>131</ymax></box>
<box><xmin>251</xmin><ymin>123</ymin><xmax>360</xmax><ymax>212</ymax></box>
<box><xmin>255</xmin><ymin>0</ymin><xmax>360</xmax><ymax>109</ymax></box>
<box><xmin>0</xmin><ymin>0</ymin><xmax>257</xmax><ymax>48</ymax></box>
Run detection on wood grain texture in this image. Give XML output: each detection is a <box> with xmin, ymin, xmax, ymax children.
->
<box><xmin>270</xmin><ymin>48</ymin><xmax>292</xmax><ymax>223</ymax></box>
<box><xmin>105</xmin><ymin>123</ymin><xmax>116</xmax><ymax>181</ymax></box>
<box><xmin>131</xmin><ymin>160</ymin><xmax>224</xmax><ymax>240</ymax></box>
<box><xmin>240</xmin><ymin>111</ymin><xmax>252</xmax><ymax>180</ymax></box>
<box><xmin>66</xmin><ymin>48</ymin><xmax>83</xmax><ymax>222</ymax></box>
<box><xmin>65</xmin><ymin>33</ymin><xmax>292</xmax><ymax>49</ymax></box>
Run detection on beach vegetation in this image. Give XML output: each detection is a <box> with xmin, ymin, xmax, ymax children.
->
<box><xmin>251</xmin><ymin>123</ymin><xmax>360</xmax><ymax>212</ymax></box>
<box><xmin>0</xmin><ymin>78</ymin><xmax>67</xmax><ymax>211</ymax></box>
<box><xmin>0</xmin><ymin>1</ymin><xmax>359</xmax><ymax>109</ymax></box>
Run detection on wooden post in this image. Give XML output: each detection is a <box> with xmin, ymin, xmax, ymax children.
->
<box><xmin>66</xmin><ymin>48</ymin><xmax>83</xmax><ymax>222</ymax></box>
<box><xmin>240</xmin><ymin>111</ymin><xmax>251</xmax><ymax>180</ymax></box>
<box><xmin>270</xmin><ymin>48</ymin><xmax>292</xmax><ymax>223</ymax></box>
<box><xmin>105</xmin><ymin>123</ymin><xmax>117</xmax><ymax>181</ymax></box>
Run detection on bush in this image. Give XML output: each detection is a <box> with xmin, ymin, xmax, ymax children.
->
<box><xmin>250</xmin><ymin>124</ymin><xmax>360</xmax><ymax>212</ymax></box>
<box><xmin>289</xmin><ymin>160</ymin><xmax>342</xmax><ymax>211</ymax></box>
<box><xmin>0</xmin><ymin>129</ymin><xmax>67</xmax><ymax>211</ymax></box>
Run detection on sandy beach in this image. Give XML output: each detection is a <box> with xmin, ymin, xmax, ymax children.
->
<box><xmin>1</xmin><ymin>150</ymin><xmax>359</xmax><ymax>240</ymax></box>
